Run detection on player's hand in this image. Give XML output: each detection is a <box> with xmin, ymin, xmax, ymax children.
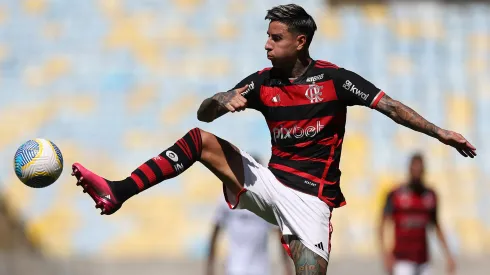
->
<box><xmin>447</xmin><ymin>257</ymin><xmax>456</xmax><ymax>275</ymax></box>
<box><xmin>437</xmin><ymin>129</ymin><xmax>476</xmax><ymax>158</ymax></box>
<box><xmin>212</xmin><ymin>85</ymin><xmax>249</xmax><ymax>113</ymax></box>
<box><xmin>383</xmin><ymin>253</ymin><xmax>394</xmax><ymax>274</ymax></box>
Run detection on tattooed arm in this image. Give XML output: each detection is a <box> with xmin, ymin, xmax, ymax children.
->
<box><xmin>197</xmin><ymin>85</ymin><xmax>249</xmax><ymax>123</ymax></box>
<box><xmin>375</xmin><ymin>94</ymin><xmax>477</xmax><ymax>158</ymax></box>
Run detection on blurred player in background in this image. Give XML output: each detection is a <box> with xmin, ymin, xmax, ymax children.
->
<box><xmin>72</xmin><ymin>4</ymin><xmax>475</xmax><ymax>274</ymax></box>
<box><xmin>378</xmin><ymin>153</ymin><xmax>456</xmax><ymax>275</ymax></box>
<box><xmin>206</xmin><ymin>197</ymin><xmax>293</xmax><ymax>275</ymax></box>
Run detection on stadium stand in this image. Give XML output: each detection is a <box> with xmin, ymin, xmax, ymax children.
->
<box><xmin>0</xmin><ymin>0</ymin><xmax>488</xmax><ymax>265</ymax></box>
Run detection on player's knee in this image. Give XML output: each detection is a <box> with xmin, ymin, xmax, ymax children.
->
<box><xmin>196</xmin><ymin>128</ymin><xmax>214</xmax><ymax>149</ymax></box>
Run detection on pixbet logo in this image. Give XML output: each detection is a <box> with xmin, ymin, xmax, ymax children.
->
<box><xmin>343</xmin><ymin>80</ymin><xmax>368</xmax><ymax>101</ymax></box>
<box><xmin>272</xmin><ymin>121</ymin><xmax>324</xmax><ymax>142</ymax></box>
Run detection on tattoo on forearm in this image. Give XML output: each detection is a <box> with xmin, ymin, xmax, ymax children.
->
<box><xmin>376</xmin><ymin>94</ymin><xmax>440</xmax><ymax>138</ymax></box>
<box><xmin>197</xmin><ymin>90</ymin><xmax>237</xmax><ymax>122</ymax></box>
<box><xmin>212</xmin><ymin>90</ymin><xmax>237</xmax><ymax>107</ymax></box>
<box><xmin>290</xmin><ymin>240</ymin><xmax>328</xmax><ymax>275</ymax></box>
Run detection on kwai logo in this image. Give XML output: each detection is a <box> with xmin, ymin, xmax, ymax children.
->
<box><xmin>272</xmin><ymin>121</ymin><xmax>324</xmax><ymax>141</ymax></box>
<box><xmin>343</xmin><ymin>80</ymin><xmax>368</xmax><ymax>101</ymax></box>
<box><xmin>240</xmin><ymin>81</ymin><xmax>255</xmax><ymax>96</ymax></box>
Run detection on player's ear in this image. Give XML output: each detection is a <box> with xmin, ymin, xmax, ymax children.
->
<box><xmin>296</xmin><ymin>34</ymin><xmax>307</xmax><ymax>51</ymax></box>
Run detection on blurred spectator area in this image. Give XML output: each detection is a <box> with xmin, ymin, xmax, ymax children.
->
<box><xmin>0</xmin><ymin>0</ymin><xmax>488</xmax><ymax>261</ymax></box>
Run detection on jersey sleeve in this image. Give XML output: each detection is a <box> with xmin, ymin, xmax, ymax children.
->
<box><xmin>229</xmin><ymin>72</ymin><xmax>262</xmax><ymax>110</ymax></box>
<box><xmin>332</xmin><ymin>68</ymin><xmax>385</xmax><ymax>108</ymax></box>
<box><xmin>383</xmin><ymin>191</ymin><xmax>395</xmax><ymax>217</ymax></box>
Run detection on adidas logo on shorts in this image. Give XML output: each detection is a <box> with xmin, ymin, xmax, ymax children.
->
<box><xmin>315</xmin><ymin>242</ymin><xmax>324</xmax><ymax>251</ymax></box>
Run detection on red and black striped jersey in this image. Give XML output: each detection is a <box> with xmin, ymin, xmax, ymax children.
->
<box><xmin>230</xmin><ymin>60</ymin><xmax>385</xmax><ymax>207</ymax></box>
<box><xmin>383</xmin><ymin>185</ymin><xmax>438</xmax><ymax>264</ymax></box>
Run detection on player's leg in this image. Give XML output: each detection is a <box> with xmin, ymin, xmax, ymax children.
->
<box><xmin>72</xmin><ymin>128</ymin><xmax>246</xmax><ymax>214</ymax></box>
<box><xmin>289</xmin><ymin>240</ymin><xmax>328</xmax><ymax>274</ymax></box>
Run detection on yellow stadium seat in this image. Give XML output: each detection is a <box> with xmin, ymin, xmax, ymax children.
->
<box><xmin>318</xmin><ymin>10</ymin><xmax>342</xmax><ymax>40</ymax></box>
<box><xmin>469</xmin><ymin>33</ymin><xmax>490</xmax><ymax>52</ymax></box>
<box><xmin>362</xmin><ymin>4</ymin><xmax>388</xmax><ymax>25</ymax></box>
<box><xmin>42</xmin><ymin>22</ymin><xmax>62</xmax><ymax>40</ymax></box>
<box><xmin>467</xmin><ymin>57</ymin><xmax>487</xmax><ymax>74</ymax></box>
<box><xmin>446</xmin><ymin>94</ymin><xmax>473</xmax><ymax>130</ymax></box>
<box><xmin>228</xmin><ymin>1</ymin><xmax>247</xmax><ymax>14</ymax></box>
<box><xmin>0</xmin><ymin>102</ymin><xmax>55</xmax><ymax>151</ymax></box>
<box><xmin>394</xmin><ymin>127</ymin><xmax>421</xmax><ymax>151</ymax></box>
<box><xmin>216</xmin><ymin>20</ymin><xmax>238</xmax><ymax>40</ymax></box>
<box><xmin>0</xmin><ymin>7</ymin><xmax>7</xmax><ymax>25</ymax></box>
<box><xmin>173</xmin><ymin>0</ymin><xmax>203</xmax><ymax>12</ymax></box>
<box><xmin>98</xmin><ymin>0</ymin><xmax>122</xmax><ymax>18</ymax></box>
<box><xmin>181</xmin><ymin>166</ymin><xmax>222</xmax><ymax>203</ymax></box>
<box><xmin>160</xmin><ymin>94</ymin><xmax>198</xmax><ymax>125</ymax></box>
<box><xmin>103</xmin><ymin>196</ymin><xmax>188</xmax><ymax>258</ymax></box>
<box><xmin>25</xmin><ymin>56</ymin><xmax>71</xmax><ymax>87</ymax></box>
<box><xmin>127</xmin><ymin>85</ymin><xmax>158</xmax><ymax>114</ymax></box>
<box><xmin>418</xmin><ymin>21</ymin><xmax>444</xmax><ymax>40</ymax></box>
<box><xmin>23</xmin><ymin>0</ymin><xmax>47</xmax><ymax>15</ymax></box>
<box><xmin>25</xmin><ymin>205</ymin><xmax>81</xmax><ymax>257</ymax></box>
<box><xmin>393</xmin><ymin>20</ymin><xmax>419</xmax><ymax>39</ymax></box>
<box><xmin>389</xmin><ymin>55</ymin><xmax>413</xmax><ymax>76</ymax></box>
<box><xmin>2</xmin><ymin>175</ymin><xmax>34</xmax><ymax>216</ymax></box>
<box><xmin>455</xmin><ymin>218</ymin><xmax>486</xmax><ymax>254</ymax></box>
<box><xmin>0</xmin><ymin>45</ymin><xmax>7</xmax><ymax>63</ymax></box>
<box><xmin>340</xmin><ymin>133</ymin><xmax>370</xmax><ymax>180</ymax></box>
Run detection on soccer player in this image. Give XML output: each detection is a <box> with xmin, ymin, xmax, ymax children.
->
<box><xmin>378</xmin><ymin>154</ymin><xmax>456</xmax><ymax>275</ymax></box>
<box><xmin>206</xmin><ymin>198</ymin><xmax>293</xmax><ymax>275</ymax></box>
<box><xmin>71</xmin><ymin>4</ymin><xmax>476</xmax><ymax>274</ymax></box>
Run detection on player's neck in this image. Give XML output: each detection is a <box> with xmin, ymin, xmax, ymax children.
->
<box><xmin>278</xmin><ymin>56</ymin><xmax>312</xmax><ymax>78</ymax></box>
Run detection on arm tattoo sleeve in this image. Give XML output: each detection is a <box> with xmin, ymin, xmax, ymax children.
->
<box><xmin>290</xmin><ymin>240</ymin><xmax>328</xmax><ymax>275</ymax></box>
<box><xmin>375</xmin><ymin>94</ymin><xmax>441</xmax><ymax>139</ymax></box>
<box><xmin>197</xmin><ymin>90</ymin><xmax>238</xmax><ymax>122</ymax></box>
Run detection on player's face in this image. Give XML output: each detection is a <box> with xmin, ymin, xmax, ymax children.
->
<box><xmin>409</xmin><ymin>159</ymin><xmax>424</xmax><ymax>181</ymax></box>
<box><xmin>265</xmin><ymin>21</ymin><xmax>306</xmax><ymax>67</ymax></box>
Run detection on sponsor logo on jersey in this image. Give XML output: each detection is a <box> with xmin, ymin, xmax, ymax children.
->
<box><xmin>306</xmin><ymin>73</ymin><xmax>324</xmax><ymax>83</ymax></box>
<box><xmin>304</xmin><ymin>180</ymin><xmax>317</xmax><ymax>187</ymax></box>
<box><xmin>343</xmin><ymin>80</ymin><xmax>368</xmax><ymax>101</ymax></box>
<box><xmin>305</xmin><ymin>84</ymin><xmax>323</xmax><ymax>103</ymax></box>
<box><xmin>174</xmin><ymin>163</ymin><xmax>184</xmax><ymax>173</ymax></box>
<box><xmin>240</xmin><ymin>81</ymin><xmax>255</xmax><ymax>96</ymax></box>
<box><xmin>272</xmin><ymin>94</ymin><xmax>280</xmax><ymax>103</ymax></box>
<box><xmin>166</xmin><ymin>150</ymin><xmax>179</xmax><ymax>162</ymax></box>
<box><xmin>272</xmin><ymin>121</ymin><xmax>324</xmax><ymax>141</ymax></box>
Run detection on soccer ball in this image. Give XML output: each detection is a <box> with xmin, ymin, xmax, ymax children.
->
<box><xmin>14</xmin><ymin>139</ymin><xmax>63</xmax><ymax>188</ymax></box>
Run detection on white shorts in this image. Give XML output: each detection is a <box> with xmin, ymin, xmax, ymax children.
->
<box><xmin>223</xmin><ymin>150</ymin><xmax>333</xmax><ymax>262</ymax></box>
<box><xmin>393</xmin><ymin>261</ymin><xmax>430</xmax><ymax>275</ymax></box>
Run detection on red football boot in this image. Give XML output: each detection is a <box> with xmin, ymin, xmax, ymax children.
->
<box><xmin>72</xmin><ymin>163</ymin><xmax>121</xmax><ymax>215</ymax></box>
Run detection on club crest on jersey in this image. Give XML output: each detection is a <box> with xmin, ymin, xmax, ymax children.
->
<box><xmin>305</xmin><ymin>84</ymin><xmax>323</xmax><ymax>103</ymax></box>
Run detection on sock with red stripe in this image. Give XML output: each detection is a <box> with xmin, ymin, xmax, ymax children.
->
<box><xmin>109</xmin><ymin>128</ymin><xmax>202</xmax><ymax>202</ymax></box>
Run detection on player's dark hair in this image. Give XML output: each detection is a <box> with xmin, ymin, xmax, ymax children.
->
<box><xmin>265</xmin><ymin>4</ymin><xmax>317</xmax><ymax>47</ymax></box>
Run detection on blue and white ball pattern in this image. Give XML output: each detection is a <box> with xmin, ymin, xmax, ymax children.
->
<box><xmin>14</xmin><ymin>139</ymin><xmax>63</xmax><ymax>188</ymax></box>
